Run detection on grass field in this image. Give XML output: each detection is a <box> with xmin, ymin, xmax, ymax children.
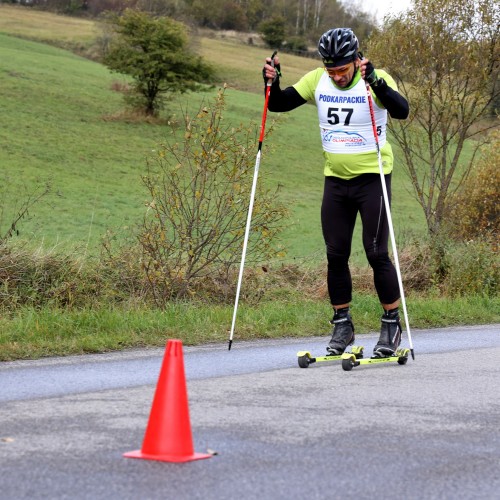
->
<box><xmin>0</xmin><ymin>5</ymin><xmax>427</xmax><ymax>265</ymax></box>
<box><xmin>0</xmin><ymin>3</ymin><xmax>99</xmax><ymax>44</ymax></box>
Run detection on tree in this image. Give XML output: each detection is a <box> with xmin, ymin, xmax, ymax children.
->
<box><xmin>103</xmin><ymin>9</ymin><xmax>213</xmax><ymax>116</ymax></box>
<box><xmin>290</xmin><ymin>0</ymin><xmax>375</xmax><ymax>44</ymax></box>
<box><xmin>366</xmin><ymin>0</ymin><xmax>499</xmax><ymax>240</ymax></box>
<box><xmin>259</xmin><ymin>15</ymin><xmax>286</xmax><ymax>49</ymax></box>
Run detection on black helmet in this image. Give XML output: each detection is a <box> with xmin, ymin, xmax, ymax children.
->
<box><xmin>318</xmin><ymin>28</ymin><xmax>359</xmax><ymax>67</ymax></box>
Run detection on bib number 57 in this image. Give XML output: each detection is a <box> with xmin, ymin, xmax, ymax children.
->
<box><xmin>327</xmin><ymin>107</ymin><xmax>353</xmax><ymax>126</ymax></box>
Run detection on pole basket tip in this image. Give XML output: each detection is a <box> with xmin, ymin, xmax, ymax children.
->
<box><xmin>410</xmin><ymin>349</ymin><xmax>415</xmax><ymax>360</ymax></box>
<box><xmin>228</xmin><ymin>339</ymin><xmax>233</xmax><ymax>351</ymax></box>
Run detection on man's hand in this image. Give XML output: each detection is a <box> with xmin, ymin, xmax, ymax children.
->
<box><xmin>359</xmin><ymin>57</ymin><xmax>378</xmax><ymax>86</ymax></box>
<box><xmin>263</xmin><ymin>55</ymin><xmax>281</xmax><ymax>83</ymax></box>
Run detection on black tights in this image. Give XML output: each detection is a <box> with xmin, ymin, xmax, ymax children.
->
<box><xmin>321</xmin><ymin>174</ymin><xmax>400</xmax><ymax>306</ymax></box>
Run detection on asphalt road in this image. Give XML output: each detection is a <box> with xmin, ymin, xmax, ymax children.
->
<box><xmin>1</xmin><ymin>324</ymin><xmax>499</xmax><ymax>500</ymax></box>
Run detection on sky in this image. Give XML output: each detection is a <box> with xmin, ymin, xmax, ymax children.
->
<box><xmin>355</xmin><ymin>0</ymin><xmax>414</xmax><ymax>23</ymax></box>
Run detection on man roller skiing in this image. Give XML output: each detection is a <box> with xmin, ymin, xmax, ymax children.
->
<box><xmin>263</xmin><ymin>28</ymin><xmax>409</xmax><ymax>358</ymax></box>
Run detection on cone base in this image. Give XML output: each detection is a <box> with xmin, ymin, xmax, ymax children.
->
<box><xmin>123</xmin><ymin>449</ymin><xmax>212</xmax><ymax>463</ymax></box>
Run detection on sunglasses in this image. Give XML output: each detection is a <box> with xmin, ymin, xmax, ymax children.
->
<box><xmin>324</xmin><ymin>64</ymin><xmax>353</xmax><ymax>77</ymax></box>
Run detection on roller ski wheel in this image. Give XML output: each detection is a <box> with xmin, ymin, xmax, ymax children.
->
<box><xmin>396</xmin><ymin>348</ymin><xmax>410</xmax><ymax>365</ymax></box>
<box><xmin>297</xmin><ymin>352</ymin><xmax>312</xmax><ymax>368</ymax></box>
<box><xmin>341</xmin><ymin>348</ymin><xmax>411</xmax><ymax>371</ymax></box>
<box><xmin>341</xmin><ymin>354</ymin><xmax>356</xmax><ymax>371</ymax></box>
<box><xmin>297</xmin><ymin>346</ymin><xmax>363</xmax><ymax>368</ymax></box>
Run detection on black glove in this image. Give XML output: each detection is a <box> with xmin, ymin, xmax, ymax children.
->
<box><xmin>262</xmin><ymin>63</ymin><xmax>282</xmax><ymax>84</ymax></box>
<box><xmin>364</xmin><ymin>61</ymin><xmax>379</xmax><ymax>86</ymax></box>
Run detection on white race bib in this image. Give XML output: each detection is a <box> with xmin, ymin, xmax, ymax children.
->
<box><xmin>315</xmin><ymin>73</ymin><xmax>387</xmax><ymax>153</ymax></box>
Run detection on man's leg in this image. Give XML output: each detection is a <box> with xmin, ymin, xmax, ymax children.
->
<box><xmin>321</xmin><ymin>177</ymin><xmax>358</xmax><ymax>353</ymax></box>
<box><xmin>358</xmin><ymin>174</ymin><xmax>402</xmax><ymax>356</ymax></box>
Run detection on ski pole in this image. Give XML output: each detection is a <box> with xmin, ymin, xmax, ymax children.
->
<box><xmin>365</xmin><ymin>80</ymin><xmax>415</xmax><ymax>361</ymax></box>
<box><xmin>228</xmin><ymin>51</ymin><xmax>277</xmax><ymax>351</ymax></box>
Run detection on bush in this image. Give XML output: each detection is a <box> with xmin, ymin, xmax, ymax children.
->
<box><xmin>0</xmin><ymin>236</ymin><xmax>495</xmax><ymax>311</ymax></box>
<box><xmin>0</xmin><ymin>243</ymin><xmax>96</xmax><ymax>308</ymax></box>
<box><xmin>138</xmin><ymin>87</ymin><xmax>289</xmax><ymax>304</ymax></box>
<box><xmin>439</xmin><ymin>239</ymin><xmax>498</xmax><ymax>297</ymax></box>
<box><xmin>284</xmin><ymin>36</ymin><xmax>308</xmax><ymax>53</ymax></box>
<box><xmin>445</xmin><ymin>131</ymin><xmax>499</xmax><ymax>249</ymax></box>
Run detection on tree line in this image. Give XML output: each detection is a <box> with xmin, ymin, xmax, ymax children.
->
<box><xmin>3</xmin><ymin>0</ymin><xmax>376</xmax><ymax>47</ymax></box>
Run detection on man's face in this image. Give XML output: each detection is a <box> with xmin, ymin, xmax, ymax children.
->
<box><xmin>324</xmin><ymin>61</ymin><xmax>358</xmax><ymax>87</ymax></box>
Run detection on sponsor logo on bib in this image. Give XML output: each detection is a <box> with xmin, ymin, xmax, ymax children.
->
<box><xmin>321</xmin><ymin>129</ymin><xmax>368</xmax><ymax>147</ymax></box>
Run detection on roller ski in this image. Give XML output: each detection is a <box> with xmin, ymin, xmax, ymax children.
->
<box><xmin>297</xmin><ymin>345</ymin><xmax>363</xmax><ymax>368</ymax></box>
<box><xmin>341</xmin><ymin>308</ymin><xmax>410</xmax><ymax>371</ymax></box>
<box><xmin>341</xmin><ymin>347</ymin><xmax>410</xmax><ymax>371</ymax></box>
<box><xmin>298</xmin><ymin>307</ymin><xmax>363</xmax><ymax>368</ymax></box>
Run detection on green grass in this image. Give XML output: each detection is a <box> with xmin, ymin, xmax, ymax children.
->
<box><xmin>1</xmin><ymin>294</ymin><xmax>498</xmax><ymax>361</ymax></box>
<box><xmin>0</xmin><ymin>31</ymin><xmax>427</xmax><ymax>264</ymax></box>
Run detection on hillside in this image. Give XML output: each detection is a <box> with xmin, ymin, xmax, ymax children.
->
<box><xmin>0</xmin><ymin>6</ymin><xmax>426</xmax><ymax>264</ymax></box>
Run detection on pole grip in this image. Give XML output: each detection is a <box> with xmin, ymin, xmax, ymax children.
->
<box><xmin>259</xmin><ymin>51</ymin><xmax>277</xmax><ymax>145</ymax></box>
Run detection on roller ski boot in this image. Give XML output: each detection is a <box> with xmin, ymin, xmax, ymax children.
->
<box><xmin>340</xmin><ymin>307</ymin><xmax>409</xmax><ymax>371</ymax></box>
<box><xmin>326</xmin><ymin>307</ymin><xmax>355</xmax><ymax>355</ymax></box>
<box><xmin>373</xmin><ymin>308</ymin><xmax>402</xmax><ymax>358</ymax></box>
<box><xmin>297</xmin><ymin>308</ymin><xmax>362</xmax><ymax>368</ymax></box>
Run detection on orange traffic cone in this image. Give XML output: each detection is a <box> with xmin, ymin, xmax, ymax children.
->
<box><xmin>124</xmin><ymin>339</ymin><xmax>211</xmax><ymax>463</ymax></box>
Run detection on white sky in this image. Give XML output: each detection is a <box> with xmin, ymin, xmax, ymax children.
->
<box><xmin>352</xmin><ymin>0</ymin><xmax>414</xmax><ymax>23</ymax></box>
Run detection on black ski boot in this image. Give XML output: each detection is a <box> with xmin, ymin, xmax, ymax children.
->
<box><xmin>326</xmin><ymin>307</ymin><xmax>355</xmax><ymax>355</ymax></box>
<box><xmin>373</xmin><ymin>308</ymin><xmax>402</xmax><ymax>358</ymax></box>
